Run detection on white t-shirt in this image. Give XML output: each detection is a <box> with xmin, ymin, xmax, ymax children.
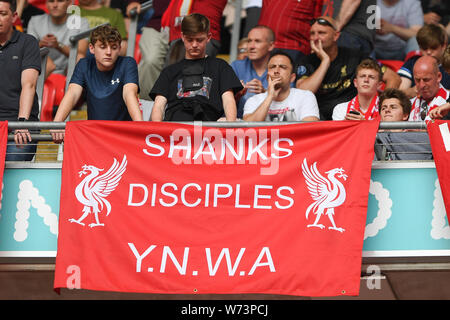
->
<box><xmin>332</xmin><ymin>102</ymin><xmax>348</xmax><ymax>120</ymax></box>
<box><xmin>243</xmin><ymin>88</ymin><xmax>319</xmax><ymax>121</ymax></box>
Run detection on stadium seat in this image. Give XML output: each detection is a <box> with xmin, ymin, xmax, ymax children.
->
<box><xmin>378</xmin><ymin>60</ymin><xmax>404</xmax><ymax>72</ymax></box>
<box><xmin>404</xmin><ymin>50</ymin><xmax>421</xmax><ymax>62</ymax></box>
<box><xmin>40</xmin><ymin>81</ymin><xmax>56</xmax><ymax>122</ymax></box>
<box><xmin>40</xmin><ymin>73</ymin><xmax>66</xmax><ymax>121</ymax></box>
<box><xmin>28</xmin><ymin>0</ymin><xmax>47</xmax><ymax>12</ymax></box>
<box><xmin>134</xmin><ymin>33</ymin><xmax>142</xmax><ymax>64</ymax></box>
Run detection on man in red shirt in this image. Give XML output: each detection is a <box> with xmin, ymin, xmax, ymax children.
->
<box><xmin>258</xmin><ymin>0</ymin><xmax>323</xmax><ymax>61</ymax></box>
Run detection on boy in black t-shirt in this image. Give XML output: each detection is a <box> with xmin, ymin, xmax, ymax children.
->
<box><xmin>150</xmin><ymin>13</ymin><xmax>242</xmax><ymax>121</ymax></box>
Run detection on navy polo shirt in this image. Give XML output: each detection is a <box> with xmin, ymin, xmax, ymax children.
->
<box><xmin>69</xmin><ymin>55</ymin><xmax>139</xmax><ymax>121</ymax></box>
<box><xmin>0</xmin><ymin>29</ymin><xmax>41</xmax><ymax>121</ymax></box>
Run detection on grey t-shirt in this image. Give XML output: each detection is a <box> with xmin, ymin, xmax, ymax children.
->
<box><xmin>323</xmin><ymin>0</ymin><xmax>376</xmax><ymax>45</ymax></box>
<box><xmin>27</xmin><ymin>14</ymin><xmax>90</xmax><ymax>75</ymax></box>
<box><xmin>375</xmin><ymin>0</ymin><xmax>424</xmax><ymax>51</ymax></box>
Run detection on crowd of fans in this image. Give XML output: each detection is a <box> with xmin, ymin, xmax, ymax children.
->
<box><xmin>1</xmin><ymin>0</ymin><xmax>450</xmax><ymax>161</ymax></box>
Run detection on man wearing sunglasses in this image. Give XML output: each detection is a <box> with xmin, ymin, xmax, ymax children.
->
<box><xmin>409</xmin><ymin>56</ymin><xmax>449</xmax><ymax>121</ymax></box>
<box><xmin>295</xmin><ymin>16</ymin><xmax>401</xmax><ymax>120</ymax></box>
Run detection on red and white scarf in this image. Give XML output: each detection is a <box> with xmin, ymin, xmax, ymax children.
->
<box><xmin>346</xmin><ymin>95</ymin><xmax>379</xmax><ymax>120</ymax></box>
<box><xmin>410</xmin><ymin>86</ymin><xmax>449</xmax><ymax>121</ymax></box>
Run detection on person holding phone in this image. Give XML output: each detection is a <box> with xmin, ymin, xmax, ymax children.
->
<box><xmin>332</xmin><ymin>59</ymin><xmax>383</xmax><ymax>120</ymax></box>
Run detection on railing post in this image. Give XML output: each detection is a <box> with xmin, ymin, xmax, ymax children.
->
<box><xmin>229</xmin><ymin>0</ymin><xmax>243</xmax><ymax>63</ymax></box>
<box><xmin>126</xmin><ymin>0</ymin><xmax>154</xmax><ymax>58</ymax></box>
<box><xmin>37</xmin><ymin>47</ymin><xmax>50</xmax><ymax>118</ymax></box>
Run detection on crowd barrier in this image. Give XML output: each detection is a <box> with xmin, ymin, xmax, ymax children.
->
<box><xmin>1</xmin><ymin>119</ymin><xmax>450</xmax><ymax>303</ymax></box>
<box><xmin>6</xmin><ymin>120</ymin><xmax>429</xmax><ymax>160</ymax></box>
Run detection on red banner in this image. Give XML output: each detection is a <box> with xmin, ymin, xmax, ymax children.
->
<box><xmin>0</xmin><ymin>122</ymin><xmax>7</xmax><ymax>186</ymax></box>
<box><xmin>54</xmin><ymin>120</ymin><xmax>378</xmax><ymax>296</ymax></box>
<box><xmin>428</xmin><ymin>120</ymin><xmax>450</xmax><ymax>222</ymax></box>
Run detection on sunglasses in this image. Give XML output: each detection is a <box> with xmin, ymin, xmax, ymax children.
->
<box><xmin>420</xmin><ymin>101</ymin><xmax>428</xmax><ymax>120</ymax></box>
<box><xmin>310</xmin><ymin>18</ymin><xmax>336</xmax><ymax>30</ymax></box>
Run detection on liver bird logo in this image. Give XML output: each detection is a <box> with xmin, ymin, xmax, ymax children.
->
<box><xmin>70</xmin><ymin>155</ymin><xmax>127</xmax><ymax>228</ymax></box>
<box><xmin>301</xmin><ymin>158</ymin><xmax>347</xmax><ymax>233</ymax></box>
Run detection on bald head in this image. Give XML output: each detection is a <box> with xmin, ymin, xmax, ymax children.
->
<box><xmin>413</xmin><ymin>55</ymin><xmax>442</xmax><ymax>102</ymax></box>
<box><xmin>414</xmin><ymin>56</ymin><xmax>439</xmax><ymax>75</ymax></box>
<box><xmin>311</xmin><ymin>16</ymin><xmax>337</xmax><ymax>30</ymax></box>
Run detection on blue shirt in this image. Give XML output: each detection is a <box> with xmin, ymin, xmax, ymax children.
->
<box><xmin>70</xmin><ymin>55</ymin><xmax>139</xmax><ymax>120</ymax></box>
<box><xmin>231</xmin><ymin>58</ymin><xmax>268</xmax><ymax>119</ymax></box>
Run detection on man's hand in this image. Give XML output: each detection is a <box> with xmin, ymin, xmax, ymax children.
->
<box><xmin>235</xmin><ymin>80</ymin><xmax>248</xmax><ymax>101</ymax></box>
<box><xmin>50</xmin><ymin>129</ymin><xmax>65</xmax><ymax>144</ymax></box>
<box><xmin>310</xmin><ymin>39</ymin><xmax>330</xmax><ymax>62</ymax></box>
<box><xmin>429</xmin><ymin>103</ymin><xmax>450</xmax><ymax>120</ymax></box>
<box><xmin>126</xmin><ymin>2</ymin><xmax>141</xmax><ymax>17</ymax></box>
<box><xmin>245</xmin><ymin>79</ymin><xmax>265</xmax><ymax>94</ymax></box>
<box><xmin>41</xmin><ymin>34</ymin><xmax>59</xmax><ymax>49</ymax></box>
<box><xmin>345</xmin><ymin>111</ymin><xmax>365</xmax><ymax>121</ymax></box>
<box><xmin>423</xmin><ymin>12</ymin><xmax>441</xmax><ymax>25</ymax></box>
<box><xmin>14</xmin><ymin>129</ymin><xmax>32</xmax><ymax>146</ymax></box>
<box><xmin>266</xmin><ymin>76</ymin><xmax>282</xmax><ymax>100</ymax></box>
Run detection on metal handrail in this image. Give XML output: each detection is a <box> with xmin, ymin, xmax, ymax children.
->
<box><xmin>36</xmin><ymin>48</ymin><xmax>50</xmax><ymax>116</ymax></box>
<box><xmin>6</xmin><ymin>121</ymin><xmax>429</xmax><ymax>142</ymax></box>
<box><xmin>126</xmin><ymin>0</ymin><xmax>154</xmax><ymax>58</ymax></box>
<box><xmin>229</xmin><ymin>0</ymin><xmax>243</xmax><ymax>63</ymax></box>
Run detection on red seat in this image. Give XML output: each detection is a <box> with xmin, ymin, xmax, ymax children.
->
<box><xmin>404</xmin><ymin>50</ymin><xmax>421</xmax><ymax>62</ymax></box>
<box><xmin>28</xmin><ymin>0</ymin><xmax>48</xmax><ymax>12</ymax></box>
<box><xmin>134</xmin><ymin>33</ymin><xmax>142</xmax><ymax>64</ymax></box>
<box><xmin>40</xmin><ymin>73</ymin><xmax>66</xmax><ymax>121</ymax></box>
<box><xmin>40</xmin><ymin>81</ymin><xmax>56</xmax><ymax>122</ymax></box>
<box><xmin>378</xmin><ymin>60</ymin><xmax>404</xmax><ymax>72</ymax></box>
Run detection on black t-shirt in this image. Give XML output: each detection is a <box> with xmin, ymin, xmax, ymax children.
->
<box><xmin>150</xmin><ymin>56</ymin><xmax>243</xmax><ymax>121</ymax></box>
<box><xmin>0</xmin><ymin>30</ymin><xmax>41</xmax><ymax>121</ymax></box>
<box><xmin>296</xmin><ymin>47</ymin><xmax>366</xmax><ymax>120</ymax></box>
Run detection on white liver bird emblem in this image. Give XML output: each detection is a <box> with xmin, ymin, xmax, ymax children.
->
<box><xmin>70</xmin><ymin>155</ymin><xmax>127</xmax><ymax>228</ymax></box>
<box><xmin>301</xmin><ymin>158</ymin><xmax>348</xmax><ymax>233</ymax></box>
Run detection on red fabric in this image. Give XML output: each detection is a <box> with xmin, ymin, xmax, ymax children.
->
<box><xmin>0</xmin><ymin>122</ymin><xmax>7</xmax><ymax>187</ymax></box>
<box><xmin>427</xmin><ymin>120</ymin><xmax>450</xmax><ymax>223</ymax></box>
<box><xmin>162</xmin><ymin>0</ymin><xmax>226</xmax><ymax>42</ymax></box>
<box><xmin>54</xmin><ymin>120</ymin><xmax>378</xmax><ymax>296</ymax></box>
<box><xmin>259</xmin><ymin>0</ymin><xmax>323</xmax><ymax>54</ymax></box>
<box><xmin>27</xmin><ymin>0</ymin><xmax>47</xmax><ymax>12</ymax></box>
<box><xmin>377</xmin><ymin>60</ymin><xmax>404</xmax><ymax>72</ymax></box>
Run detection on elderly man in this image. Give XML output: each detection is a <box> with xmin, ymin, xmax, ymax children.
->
<box><xmin>296</xmin><ymin>16</ymin><xmax>401</xmax><ymax>120</ymax></box>
<box><xmin>231</xmin><ymin>25</ymin><xmax>274</xmax><ymax>119</ymax></box>
<box><xmin>409</xmin><ymin>56</ymin><xmax>449</xmax><ymax>121</ymax></box>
